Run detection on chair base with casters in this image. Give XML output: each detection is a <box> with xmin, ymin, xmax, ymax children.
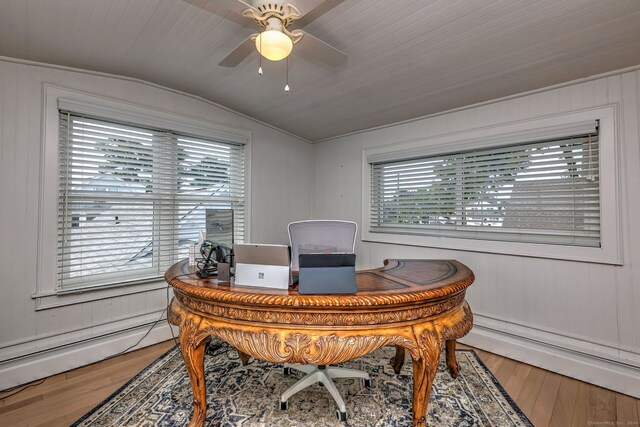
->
<box><xmin>279</xmin><ymin>363</ymin><xmax>371</xmax><ymax>422</ymax></box>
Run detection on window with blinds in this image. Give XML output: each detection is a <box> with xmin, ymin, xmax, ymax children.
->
<box><xmin>58</xmin><ymin>111</ymin><xmax>245</xmax><ymax>290</ymax></box>
<box><xmin>369</xmin><ymin>124</ymin><xmax>600</xmax><ymax>247</ymax></box>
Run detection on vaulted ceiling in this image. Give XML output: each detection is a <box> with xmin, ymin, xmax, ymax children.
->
<box><xmin>1</xmin><ymin>0</ymin><xmax>640</xmax><ymax>141</ymax></box>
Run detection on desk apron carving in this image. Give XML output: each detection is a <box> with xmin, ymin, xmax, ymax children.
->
<box><xmin>167</xmin><ymin>259</ymin><xmax>474</xmax><ymax>427</ymax></box>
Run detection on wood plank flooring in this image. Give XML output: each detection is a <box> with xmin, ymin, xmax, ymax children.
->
<box><xmin>465</xmin><ymin>346</ymin><xmax>639</xmax><ymax>427</ymax></box>
<box><xmin>0</xmin><ymin>341</ymin><xmax>175</xmax><ymax>426</ymax></box>
<box><xmin>0</xmin><ymin>341</ymin><xmax>638</xmax><ymax>426</ymax></box>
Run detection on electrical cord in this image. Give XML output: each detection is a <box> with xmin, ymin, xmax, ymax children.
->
<box><xmin>118</xmin><ymin>307</ymin><xmax>168</xmax><ymax>355</ymax></box>
<box><xmin>117</xmin><ymin>272</ymin><xmax>206</xmax><ymax>357</ymax></box>
<box><xmin>0</xmin><ymin>378</ymin><xmax>47</xmax><ymax>400</ymax></box>
<box><xmin>205</xmin><ymin>340</ymin><xmax>247</xmax><ymax>363</ymax></box>
<box><xmin>0</xmin><ymin>308</ymin><xmax>169</xmax><ymax>401</ymax></box>
<box><xmin>168</xmin><ymin>271</ymin><xmax>202</xmax><ymax>282</ymax></box>
<box><xmin>196</xmin><ymin>260</ymin><xmax>218</xmax><ymax>276</ymax></box>
<box><xmin>2</xmin><ymin>271</ymin><xmax>227</xmax><ymax>401</ymax></box>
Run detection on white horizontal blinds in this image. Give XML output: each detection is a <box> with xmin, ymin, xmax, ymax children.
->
<box><xmin>370</xmin><ymin>125</ymin><xmax>600</xmax><ymax>246</ymax></box>
<box><xmin>174</xmin><ymin>135</ymin><xmax>245</xmax><ymax>254</ymax></box>
<box><xmin>58</xmin><ymin>111</ymin><xmax>245</xmax><ymax>290</ymax></box>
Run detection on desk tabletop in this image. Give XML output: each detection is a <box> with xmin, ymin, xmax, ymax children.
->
<box><xmin>166</xmin><ymin>259</ymin><xmax>474</xmax><ymax>308</ymax></box>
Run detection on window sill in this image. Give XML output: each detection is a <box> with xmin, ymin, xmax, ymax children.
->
<box><xmin>31</xmin><ymin>279</ymin><xmax>168</xmax><ymax>311</ymax></box>
<box><xmin>362</xmin><ymin>230</ymin><xmax>622</xmax><ymax>265</ymax></box>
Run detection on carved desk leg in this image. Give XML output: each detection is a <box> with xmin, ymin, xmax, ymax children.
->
<box><xmin>390</xmin><ymin>345</ymin><xmax>406</xmax><ymax>374</ymax></box>
<box><xmin>445</xmin><ymin>340</ymin><xmax>460</xmax><ymax>379</ymax></box>
<box><xmin>411</xmin><ymin>331</ymin><xmax>441</xmax><ymax>427</ymax></box>
<box><xmin>440</xmin><ymin>302</ymin><xmax>473</xmax><ymax>380</ymax></box>
<box><xmin>178</xmin><ymin>318</ymin><xmax>211</xmax><ymax>427</ymax></box>
<box><xmin>237</xmin><ymin>350</ymin><xmax>251</xmax><ymax>366</ymax></box>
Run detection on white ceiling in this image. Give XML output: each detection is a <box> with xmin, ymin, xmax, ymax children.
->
<box><xmin>1</xmin><ymin>0</ymin><xmax>640</xmax><ymax>141</ymax></box>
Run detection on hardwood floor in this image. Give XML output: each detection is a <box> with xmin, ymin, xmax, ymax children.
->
<box><xmin>0</xmin><ymin>341</ymin><xmax>638</xmax><ymax>426</ymax></box>
<box><xmin>0</xmin><ymin>341</ymin><xmax>175</xmax><ymax>426</ymax></box>
<box><xmin>460</xmin><ymin>345</ymin><xmax>640</xmax><ymax>427</ymax></box>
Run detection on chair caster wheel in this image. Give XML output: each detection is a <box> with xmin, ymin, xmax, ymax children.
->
<box><xmin>335</xmin><ymin>409</ymin><xmax>347</xmax><ymax>422</ymax></box>
<box><xmin>283</xmin><ymin>367</ymin><xmax>291</xmax><ymax>376</ymax></box>
<box><xmin>280</xmin><ymin>400</ymin><xmax>288</xmax><ymax>410</ymax></box>
<box><xmin>363</xmin><ymin>378</ymin><xmax>371</xmax><ymax>388</ymax></box>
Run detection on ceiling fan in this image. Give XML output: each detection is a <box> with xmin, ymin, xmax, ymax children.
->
<box><xmin>213</xmin><ymin>0</ymin><xmax>347</xmax><ymax>67</ymax></box>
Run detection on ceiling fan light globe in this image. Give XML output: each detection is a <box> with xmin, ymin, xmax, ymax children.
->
<box><xmin>255</xmin><ymin>30</ymin><xmax>293</xmax><ymax>61</ymax></box>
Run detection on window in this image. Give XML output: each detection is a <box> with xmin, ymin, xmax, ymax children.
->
<box><xmin>369</xmin><ymin>126</ymin><xmax>599</xmax><ymax>247</ymax></box>
<box><xmin>362</xmin><ymin>107</ymin><xmax>621</xmax><ymax>264</ymax></box>
<box><xmin>57</xmin><ymin>111</ymin><xmax>245</xmax><ymax>290</ymax></box>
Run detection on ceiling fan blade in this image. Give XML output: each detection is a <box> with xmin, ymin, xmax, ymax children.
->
<box><xmin>215</xmin><ymin>0</ymin><xmax>259</xmax><ymax>16</ymax></box>
<box><xmin>218</xmin><ymin>35</ymin><xmax>256</xmax><ymax>67</ymax></box>
<box><xmin>295</xmin><ymin>31</ymin><xmax>346</xmax><ymax>67</ymax></box>
<box><xmin>289</xmin><ymin>0</ymin><xmax>344</xmax><ymax>28</ymax></box>
<box><xmin>182</xmin><ymin>0</ymin><xmax>257</xmax><ymax>28</ymax></box>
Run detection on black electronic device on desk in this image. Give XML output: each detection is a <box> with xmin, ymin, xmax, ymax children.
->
<box><xmin>197</xmin><ymin>241</ymin><xmax>233</xmax><ymax>279</ymax></box>
<box><xmin>298</xmin><ymin>253</ymin><xmax>356</xmax><ymax>294</ymax></box>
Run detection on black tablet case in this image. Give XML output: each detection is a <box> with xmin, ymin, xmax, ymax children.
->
<box><xmin>298</xmin><ymin>253</ymin><xmax>356</xmax><ymax>294</ymax></box>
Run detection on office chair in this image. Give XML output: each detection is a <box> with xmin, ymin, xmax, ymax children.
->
<box><xmin>280</xmin><ymin>220</ymin><xmax>370</xmax><ymax>422</ymax></box>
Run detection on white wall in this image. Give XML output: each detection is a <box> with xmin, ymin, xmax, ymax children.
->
<box><xmin>2</xmin><ymin>56</ymin><xmax>639</xmax><ymax>398</ymax></box>
<box><xmin>0</xmin><ymin>58</ymin><xmax>313</xmax><ymax>388</ymax></box>
<box><xmin>312</xmin><ymin>68</ymin><xmax>640</xmax><ymax>397</ymax></box>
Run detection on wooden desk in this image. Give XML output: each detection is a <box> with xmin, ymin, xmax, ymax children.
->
<box><xmin>166</xmin><ymin>259</ymin><xmax>474</xmax><ymax>427</ymax></box>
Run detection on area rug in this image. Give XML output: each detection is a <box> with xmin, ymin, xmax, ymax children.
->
<box><xmin>73</xmin><ymin>339</ymin><xmax>532</xmax><ymax>426</ymax></box>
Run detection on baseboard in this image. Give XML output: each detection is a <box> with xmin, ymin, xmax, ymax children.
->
<box><xmin>5</xmin><ymin>313</ymin><xmax>639</xmax><ymax>399</ymax></box>
<box><xmin>0</xmin><ymin>309</ymin><xmax>170</xmax><ymax>361</ymax></box>
<box><xmin>461</xmin><ymin>322</ymin><xmax>640</xmax><ymax>398</ymax></box>
<box><xmin>0</xmin><ymin>322</ymin><xmax>176</xmax><ymax>390</ymax></box>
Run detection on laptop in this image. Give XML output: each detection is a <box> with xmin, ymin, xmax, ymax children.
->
<box><xmin>298</xmin><ymin>253</ymin><xmax>357</xmax><ymax>294</ymax></box>
<box><xmin>233</xmin><ymin>243</ymin><xmax>290</xmax><ymax>290</ymax></box>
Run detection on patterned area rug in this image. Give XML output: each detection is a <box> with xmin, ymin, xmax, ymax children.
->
<box><xmin>73</xmin><ymin>339</ymin><xmax>532</xmax><ymax>426</ymax></box>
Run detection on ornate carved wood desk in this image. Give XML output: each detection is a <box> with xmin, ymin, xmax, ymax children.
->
<box><xmin>166</xmin><ymin>259</ymin><xmax>474</xmax><ymax>427</ymax></box>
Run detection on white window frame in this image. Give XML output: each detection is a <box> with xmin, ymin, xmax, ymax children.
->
<box><xmin>34</xmin><ymin>85</ymin><xmax>252</xmax><ymax>310</ymax></box>
<box><xmin>362</xmin><ymin>105</ymin><xmax>622</xmax><ymax>265</ymax></box>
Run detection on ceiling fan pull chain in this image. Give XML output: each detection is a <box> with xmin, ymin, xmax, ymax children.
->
<box><xmin>258</xmin><ymin>33</ymin><xmax>263</xmax><ymax>75</ymax></box>
<box><xmin>285</xmin><ymin>56</ymin><xmax>290</xmax><ymax>92</ymax></box>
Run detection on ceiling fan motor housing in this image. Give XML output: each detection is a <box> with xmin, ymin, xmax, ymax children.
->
<box><xmin>217</xmin><ymin>0</ymin><xmax>346</xmax><ymax>68</ymax></box>
<box><xmin>247</xmin><ymin>1</ymin><xmax>300</xmax><ymax>28</ymax></box>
